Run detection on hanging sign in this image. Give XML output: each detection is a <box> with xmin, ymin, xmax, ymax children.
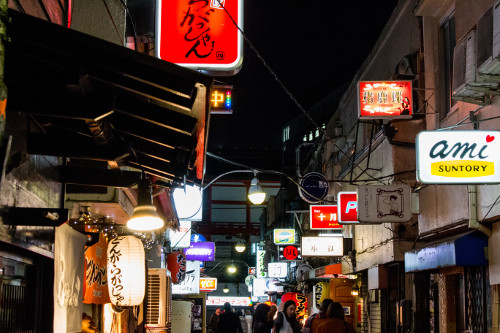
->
<box><xmin>167</xmin><ymin>251</ymin><xmax>187</xmax><ymax>284</ymax></box>
<box><xmin>338</xmin><ymin>192</ymin><xmax>358</xmax><ymax>224</ymax></box>
<box><xmin>84</xmin><ymin>233</ymin><xmax>110</xmax><ymax>304</ymax></box>
<box><xmin>278</xmin><ymin>244</ymin><xmax>303</xmax><ymax>261</ymax></box>
<box><xmin>184</xmin><ymin>241</ymin><xmax>215</xmax><ymax>261</ymax></box>
<box><xmin>309</xmin><ymin>205</ymin><xmax>342</xmax><ymax>229</ymax></box>
<box><xmin>268</xmin><ymin>262</ymin><xmax>288</xmax><ymax>278</ymax></box>
<box><xmin>273</xmin><ymin>229</ymin><xmax>296</xmax><ymax>244</ymax></box>
<box><xmin>256</xmin><ymin>250</ymin><xmax>267</xmax><ymax>277</ymax></box>
<box><xmin>299</xmin><ymin>172</ymin><xmax>329</xmax><ymax>203</ymax></box>
<box><xmin>172</xmin><ymin>260</ymin><xmax>201</xmax><ymax>295</ymax></box>
<box><xmin>357</xmin><ymin>185</ymin><xmax>412</xmax><ymax>223</ymax></box>
<box><xmin>170</xmin><ymin>220</ymin><xmax>192</xmax><ymax>248</ymax></box>
<box><xmin>200</xmin><ymin>277</ymin><xmax>217</xmax><ymax>292</ymax></box>
<box><xmin>358</xmin><ymin>81</ymin><xmax>413</xmax><ymax>119</ymax></box>
<box><xmin>416</xmin><ymin>130</ymin><xmax>500</xmax><ymax>184</ymax></box>
<box><xmin>302</xmin><ymin>237</ymin><xmax>343</xmax><ymax>257</ymax></box>
<box><xmin>107</xmin><ymin>236</ymin><xmax>145</xmax><ymax>307</ymax></box>
<box><xmin>156</xmin><ymin>0</ymin><xmax>244</xmax><ymax>74</ymax></box>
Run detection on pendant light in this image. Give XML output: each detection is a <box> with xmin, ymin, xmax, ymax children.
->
<box><xmin>248</xmin><ymin>172</ymin><xmax>266</xmax><ymax>205</ymax></box>
<box><xmin>127</xmin><ymin>177</ymin><xmax>164</xmax><ymax>231</ymax></box>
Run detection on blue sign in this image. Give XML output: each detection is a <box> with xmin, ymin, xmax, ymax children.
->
<box><xmin>191</xmin><ymin>234</ymin><xmax>206</xmax><ymax>243</ymax></box>
<box><xmin>299</xmin><ymin>172</ymin><xmax>329</xmax><ymax>203</ymax></box>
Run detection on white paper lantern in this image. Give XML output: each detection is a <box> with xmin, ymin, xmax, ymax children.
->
<box><xmin>107</xmin><ymin>236</ymin><xmax>145</xmax><ymax>306</ymax></box>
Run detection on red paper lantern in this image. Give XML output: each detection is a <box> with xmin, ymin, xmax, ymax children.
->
<box><xmin>167</xmin><ymin>251</ymin><xmax>186</xmax><ymax>284</ymax></box>
<box><xmin>281</xmin><ymin>292</ymin><xmax>308</xmax><ymax>322</ymax></box>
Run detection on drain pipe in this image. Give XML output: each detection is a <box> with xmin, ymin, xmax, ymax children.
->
<box><xmin>468</xmin><ymin>184</ymin><xmax>492</xmax><ymax>237</ymax></box>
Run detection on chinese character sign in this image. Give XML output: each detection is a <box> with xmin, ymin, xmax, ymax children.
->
<box><xmin>210</xmin><ymin>85</ymin><xmax>233</xmax><ymax>114</ymax></box>
<box><xmin>278</xmin><ymin>245</ymin><xmax>302</xmax><ymax>261</ymax></box>
<box><xmin>156</xmin><ymin>0</ymin><xmax>243</xmax><ymax>73</ymax></box>
<box><xmin>358</xmin><ymin>81</ymin><xmax>412</xmax><ymax>119</ymax></box>
<box><xmin>309</xmin><ymin>205</ymin><xmax>342</xmax><ymax>229</ymax></box>
<box><xmin>301</xmin><ymin>237</ymin><xmax>343</xmax><ymax>256</ymax></box>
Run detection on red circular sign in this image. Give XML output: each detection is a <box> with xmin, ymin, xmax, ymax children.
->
<box><xmin>283</xmin><ymin>245</ymin><xmax>299</xmax><ymax>260</ymax></box>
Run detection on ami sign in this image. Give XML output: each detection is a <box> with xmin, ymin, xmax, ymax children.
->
<box><xmin>358</xmin><ymin>81</ymin><xmax>412</xmax><ymax>119</ymax></box>
<box><xmin>416</xmin><ymin>131</ymin><xmax>500</xmax><ymax>184</ymax></box>
<box><xmin>337</xmin><ymin>192</ymin><xmax>358</xmax><ymax>224</ymax></box>
<box><xmin>156</xmin><ymin>0</ymin><xmax>244</xmax><ymax>75</ymax></box>
<box><xmin>309</xmin><ymin>205</ymin><xmax>342</xmax><ymax>229</ymax></box>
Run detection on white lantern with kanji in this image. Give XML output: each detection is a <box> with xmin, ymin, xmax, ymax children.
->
<box><xmin>107</xmin><ymin>236</ymin><xmax>145</xmax><ymax>306</ymax></box>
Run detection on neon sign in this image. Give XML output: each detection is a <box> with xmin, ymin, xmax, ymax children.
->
<box><xmin>210</xmin><ymin>85</ymin><xmax>233</xmax><ymax>114</ymax></box>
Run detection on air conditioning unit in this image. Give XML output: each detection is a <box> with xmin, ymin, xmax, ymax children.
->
<box><xmin>145</xmin><ymin>268</ymin><xmax>172</xmax><ymax>329</ymax></box>
<box><xmin>477</xmin><ymin>0</ymin><xmax>500</xmax><ymax>76</ymax></box>
<box><xmin>452</xmin><ymin>30</ymin><xmax>484</xmax><ymax>98</ymax></box>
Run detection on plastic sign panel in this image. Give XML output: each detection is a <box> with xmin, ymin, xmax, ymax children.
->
<box><xmin>337</xmin><ymin>192</ymin><xmax>358</xmax><ymax>224</ymax></box>
<box><xmin>252</xmin><ymin>278</ymin><xmax>279</xmax><ymax>296</ymax></box>
<box><xmin>156</xmin><ymin>0</ymin><xmax>244</xmax><ymax>74</ymax></box>
<box><xmin>210</xmin><ymin>85</ymin><xmax>233</xmax><ymax>114</ymax></box>
<box><xmin>299</xmin><ymin>172</ymin><xmax>329</xmax><ymax>203</ymax></box>
<box><xmin>357</xmin><ymin>185</ymin><xmax>412</xmax><ymax>223</ymax></box>
<box><xmin>309</xmin><ymin>205</ymin><xmax>342</xmax><ymax>229</ymax></box>
<box><xmin>302</xmin><ymin>237</ymin><xmax>343</xmax><ymax>256</ymax></box>
<box><xmin>172</xmin><ymin>260</ymin><xmax>201</xmax><ymax>294</ymax></box>
<box><xmin>256</xmin><ymin>250</ymin><xmax>267</xmax><ymax>277</ymax></box>
<box><xmin>206</xmin><ymin>296</ymin><xmax>252</xmax><ymax>307</ymax></box>
<box><xmin>417</xmin><ymin>130</ymin><xmax>500</xmax><ymax>184</ymax></box>
<box><xmin>169</xmin><ymin>220</ymin><xmax>192</xmax><ymax>248</ymax></box>
<box><xmin>268</xmin><ymin>262</ymin><xmax>288</xmax><ymax>278</ymax></box>
<box><xmin>278</xmin><ymin>244</ymin><xmax>303</xmax><ymax>261</ymax></box>
<box><xmin>200</xmin><ymin>277</ymin><xmax>217</xmax><ymax>292</ymax></box>
<box><xmin>358</xmin><ymin>81</ymin><xmax>412</xmax><ymax>119</ymax></box>
<box><xmin>184</xmin><ymin>242</ymin><xmax>215</xmax><ymax>261</ymax></box>
<box><xmin>273</xmin><ymin>229</ymin><xmax>296</xmax><ymax>244</ymax></box>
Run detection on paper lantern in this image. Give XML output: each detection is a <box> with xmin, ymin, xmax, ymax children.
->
<box><xmin>281</xmin><ymin>292</ymin><xmax>308</xmax><ymax>322</ymax></box>
<box><xmin>107</xmin><ymin>236</ymin><xmax>145</xmax><ymax>306</ymax></box>
<box><xmin>167</xmin><ymin>251</ymin><xmax>186</xmax><ymax>284</ymax></box>
<box><xmin>314</xmin><ymin>282</ymin><xmax>330</xmax><ymax>310</ymax></box>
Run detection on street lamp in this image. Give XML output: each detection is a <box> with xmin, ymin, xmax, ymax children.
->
<box><xmin>223</xmin><ymin>284</ymin><xmax>229</xmax><ymax>293</ymax></box>
<box><xmin>227</xmin><ymin>261</ymin><xmax>237</xmax><ymax>274</ymax></box>
<box><xmin>248</xmin><ymin>176</ymin><xmax>266</xmax><ymax>205</ymax></box>
<box><xmin>235</xmin><ymin>239</ymin><xmax>246</xmax><ymax>253</ymax></box>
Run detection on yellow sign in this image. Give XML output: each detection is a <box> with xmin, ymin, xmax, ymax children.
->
<box><xmin>431</xmin><ymin>160</ymin><xmax>494</xmax><ymax>177</ymax></box>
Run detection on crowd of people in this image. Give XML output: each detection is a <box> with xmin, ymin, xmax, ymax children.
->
<box><xmin>208</xmin><ymin>299</ymin><xmax>355</xmax><ymax>333</ymax></box>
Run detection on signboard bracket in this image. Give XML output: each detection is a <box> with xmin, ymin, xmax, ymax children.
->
<box><xmin>286</xmin><ymin>210</ymin><xmax>308</xmax><ymax>234</ymax></box>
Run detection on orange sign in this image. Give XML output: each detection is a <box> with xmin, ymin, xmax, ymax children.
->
<box><xmin>156</xmin><ymin>0</ymin><xmax>243</xmax><ymax>74</ymax></box>
<box><xmin>200</xmin><ymin>277</ymin><xmax>217</xmax><ymax>292</ymax></box>
<box><xmin>83</xmin><ymin>233</ymin><xmax>110</xmax><ymax>304</ymax></box>
<box><xmin>358</xmin><ymin>81</ymin><xmax>412</xmax><ymax>119</ymax></box>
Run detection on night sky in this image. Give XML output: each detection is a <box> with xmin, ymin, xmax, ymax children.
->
<box><xmin>206</xmin><ymin>1</ymin><xmax>400</xmax><ymax>174</ymax></box>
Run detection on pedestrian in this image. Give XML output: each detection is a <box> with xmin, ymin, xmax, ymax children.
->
<box><xmin>252</xmin><ymin>303</ymin><xmax>272</xmax><ymax>333</ymax></box>
<box><xmin>316</xmin><ymin>302</ymin><xmax>355</xmax><ymax>333</ymax></box>
<box><xmin>268</xmin><ymin>304</ymin><xmax>278</xmax><ymax>322</ymax></box>
<box><xmin>217</xmin><ymin>302</ymin><xmax>243</xmax><ymax>333</ymax></box>
<box><xmin>209</xmin><ymin>307</ymin><xmax>221</xmax><ymax>333</ymax></box>
<box><xmin>245</xmin><ymin>310</ymin><xmax>253</xmax><ymax>333</ymax></box>
<box><xmin>273</xmin><ymin>300</ymin><xmax>301</xmax><ymax>333</ymax></box>
<box><xmin>303</xmin><ymin>298</ymin><xmax>334</xmax><ymax>333</ymax></box>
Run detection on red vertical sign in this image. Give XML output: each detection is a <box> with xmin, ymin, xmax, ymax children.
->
<box><xmin>338</xmin><ymin>192</ymin><xmax>358</xmax><ymax>223</ymax></box>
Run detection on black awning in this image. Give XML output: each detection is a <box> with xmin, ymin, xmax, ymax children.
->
<box><xmin>5</xmin><ymin>9</ymin><xmax>213</xmax><ymax>185</ymax></box>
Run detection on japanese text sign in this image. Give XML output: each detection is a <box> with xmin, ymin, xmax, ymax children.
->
<box><xmin>184</xmin><ymin>241</ymin><xmax>215</xmax><ymax>261</ymax></box>
<box><xmin>206</xmin><ymin>296</ymin><xmax>252</xmax><ymax>306</ymax></box>
<box><xmin>338</xmin><ymin>192</ymin><xmax>358</xmax><ymax>224</ymax></box>
<box><xmin>417</xmin><ymin>130</ymin><xmax>500</xmax><ymax>184</ymax></box>
<box><xmin>200</xmin><ymin>277</ymin><xmax>217</xmax><ymax>292</ymax></box>
<box><xmin>301</xmin><ymin>237</ymin><xmax>343</xmax><ymax>256</ymax></box>
<box><xmin>309</xmin><ymin>205</ymin><xmax>342</xmax><ymax>229</ymax></box>
<box><xmin>210</xmin><ymin>85</ymin><xmax>233</xmax><ymax>114</ymax></box>
<box><xmin>357</xmin><ymin>185</ymin><xmax>412</xmax><ymax>223</ymax></box>
<box><xmin>156</xmin><ymin>0</ymin><xmax>243</xmax><ymax>74</ymax></box>
<box><xmin>268</xmin><ymin>262</ymin><xmax>288</xmax><ymax>278</ymax></box>
<box><xmin>273</xmin><ymin>229</ymin><xmax>296</xmax><ymax>244</ymax></box>
<box><xmin>256</xmin><ymin>250</ymin><xmax>267</xmax><ymax>277</ymax></box>
<box><xmin>172</xmin><ymin>260</ymin><xmax>201</xmax><ymax>294</ymax></box>
<box><xmin>358</xmin><ymin>81</ymin><xmax>412</xmax><ymax>119</ymax></box>
<box><xmin>278</xmin><ymin>244</ymin><xmax>302</xmax><ymax>261</ymax></box>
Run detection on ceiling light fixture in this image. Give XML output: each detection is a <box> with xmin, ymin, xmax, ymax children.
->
<box><xmin>248</xmin><ymin>172</ymin><xmax>266</xmax><ymax>205</ymax></box>
<box><xmin>223</xmin><ymin>285</ymin><xmax>229</xmax><ymax>293</ymax></box>
<box><xmin>127</xmin><ymin>177</ymin><xmax>164</xmax><ymax>231</ymax></box>
<box><xmin>235</xmin><ymin>239</ymin><xmax>246</xmax><ymax>253</ymax></box>
<box><xmin>227</xmin><ymin>261</ymin><xmax>237</xmax><ymax>274</ymax></box>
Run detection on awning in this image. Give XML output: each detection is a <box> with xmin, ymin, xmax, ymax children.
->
<box><xmin>404</xmin><ymin>230</ymin><xmax>488</xmax><ymax>273</ymax></box>
<box><xmin>4</xmin><ymin>9</ymin><xmax>213</xmax><ymax>186</ymax></box>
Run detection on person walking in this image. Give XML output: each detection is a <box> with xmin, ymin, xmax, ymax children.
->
<box><xmin>252</xmin><ymin>303</ymin><xmax>273</xmax><ymax>333</ymax></box>
<box><xmin>209</xmin><ymin>307</ymin><xmax>221</xmax><ymax>333</ymax></box>
<box><xmin>273</xmin><ymin>300</ymin><xmax>301</xmax><ymax>333</ymax></box>
<box><xmin>217</xmin><ymin>302</ymin><xmax>243</xmax><ymax>333</ymax></box>
<box><xmin>245</xmin><ymin>310</ymin><xmax>253</xmax><ymax>333</ymax></box>
<box><xmin>316</xmin><ymin>302</ymin><xmax>355</xmax><ymax>333</ymax></box>
<box><xmin>302</xmin><ymin>299</ymin><xmax>333</xmax><ymax>333</ymax></box>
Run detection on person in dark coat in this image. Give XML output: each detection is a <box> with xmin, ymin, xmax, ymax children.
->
<box><xmin>252</xmin><ymin>303</ymin><xmax>272</xmax><ymax>333</ymax></box>
<box><xmin>209</xmin><ymin>307</ymin><xmax>221</xmax><ymax>333</ymax></box>
<box><xmin>217</xmin><ymin>302</ymin><xmax>243</xmax><ymax>333</ymax></box>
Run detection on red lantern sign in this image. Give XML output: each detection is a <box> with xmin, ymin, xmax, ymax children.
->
<box><xmin>167</xmin><ymin>251</ymin><xmax>186</xmax><ymax>284</ymax></box>
<box><xmin>281</xmin><ymin>292</ymin><xmax>308</xmax><ymax>323</ymax></box>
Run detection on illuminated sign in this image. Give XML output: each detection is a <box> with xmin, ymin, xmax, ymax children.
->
<box><xmin>299</xmin><ymin>172</ymin><xmax>329</xmax><ymax>203</ymax></box>
<box><xmin>206</xmin><ymin>296</ymin><xmax>253</xmax><ymax>307</ymax></box>
<box><xmin>169</xmin><ymin>220</ymin><xmax>192</xmax><ymax>248</ymax></box>
<box><xmin>200</xmin><ymin>277</ymin><xmax>217</xmax><ymax>292</ymax></box>
<box><xmin>301</xmin><ymin>237</ymin><xmax>343</xmax><ymax>256</ymax></box>
<box><xmin>156</xmin><ymin>0</ymin><xmax>244</xmax><ymax>74</ymax></box>
<box><xmin>210</xmin><ymin>85</ymin><xmax>233</xmax><ymax>114</ymax></box>
<box><xmin>184</xmin><ymin>242</ymin><xmax>215</xmax><ymax>261</ymax></box>
<box><xmin>309</xmin><ymin>205</ymin><xmax>342</xmax><ymax>229</ymax></box>
<box><xmin>278</xmin><ymin>244</ymin><xmax>302</xmax><ymax>261</ymax></box>
<box><xmin>338</xmin><ymin>192</ymin><xmax>358</xmax><ymax>224</ymax></box>
<box><xmin>417</xmin><ymin>130</ymin><xmax>500</xmax><ymax>184</ymax></box>
<box><xmin>273</xmin><ymin>229</ymin><xmax>296</xmax><ymax>244</ymax></box>
<box><xmin>172</xmin><ymin>260</ymin><xmax>201</xmax><ymax>295</ymax></box>
<box><xmin>358</xmin><ymin>81</ymin><xmax>412</xmax><ymax>119</ymax></box>
<box><xmin>248</xmin><ymin>267</ymin><xmax>256</xmax><ymax>275</ymax></box>
<box><xmin>357</xmin><ymin>185</ymin><xmax>412</xmax><ymax>223</ymax></box>
<box><xmin>268</xmin><ymin>262</ymin><xmax>288</xmax><ymax>278</ymax></box>
<box><xmin>256</xmin><ymin>250</ymin><xmax>267</xmax><ymax>277</ymax></box>
<box><xmin>253</xmin><ymin>278</ymin><xmax>279</xmax><ymax>296</ymax></box>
